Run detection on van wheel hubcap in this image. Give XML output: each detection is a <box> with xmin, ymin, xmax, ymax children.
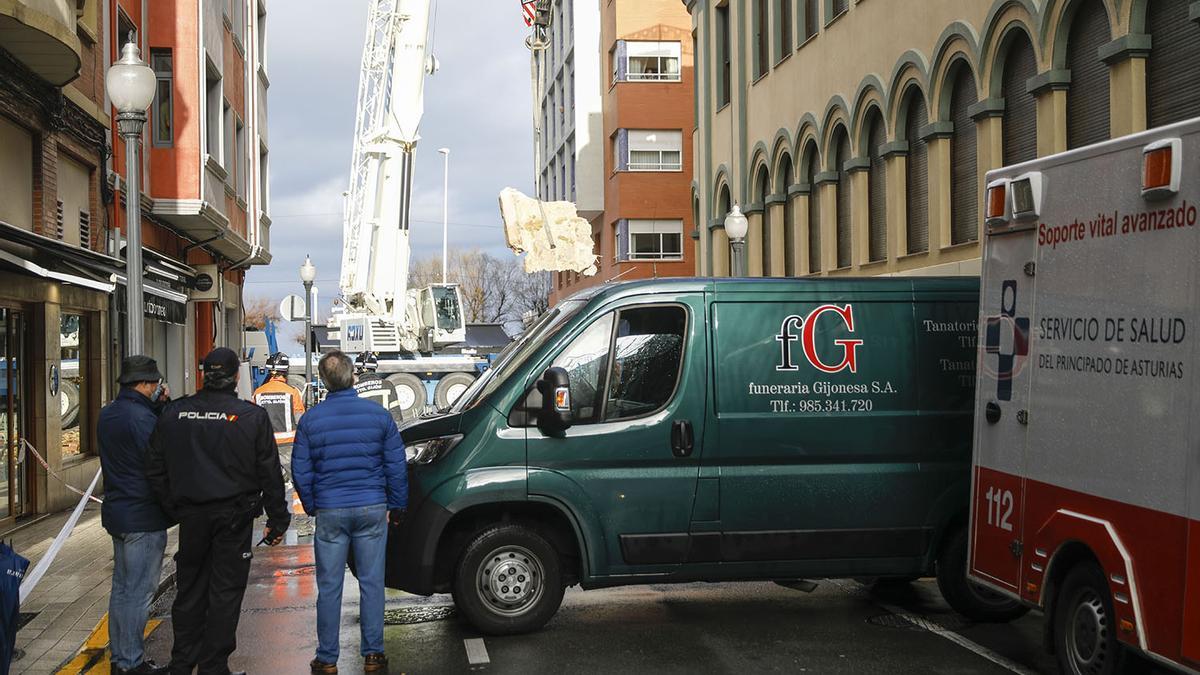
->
<box><xmin>1067</xmin><ymin>590</ymin><xmax>1108</xmax><ymax>674</ymax></box>
<box><xmin>477</xmin><ymin>545</ymin><xmax>544</xmax><ymax>616</ymax></box>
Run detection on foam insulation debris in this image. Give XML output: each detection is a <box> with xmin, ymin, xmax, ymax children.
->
<box><xmin>499</xmin><ymin>188</ymin><xmax>598</xmax><ymax>276</ymax></box>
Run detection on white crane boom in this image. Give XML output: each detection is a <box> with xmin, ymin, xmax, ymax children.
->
<box><xmin>339</xmin><ymin>0</ymin><xmax>436</xmax><ymax>325</ymax></box>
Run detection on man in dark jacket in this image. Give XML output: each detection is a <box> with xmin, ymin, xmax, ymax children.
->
<box><xmin>292</xmin><ymin>351</ymin><xmax>407</xmax><ymax>674</ymax></box>
<box><xmin>147</xmin><ymin>347</ymin><xmax>290</xmax><ymax>675</ymax></box>
<box><xmin>98</xmin><ymin>356</ymin><xmax>172</xmax><ymax>675</ymax></box>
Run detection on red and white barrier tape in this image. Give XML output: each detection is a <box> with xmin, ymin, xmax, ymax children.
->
<box><xmin>20</xmin><ymin>438</ymin><xmax>103</xmax><ymax>505</ymax></box>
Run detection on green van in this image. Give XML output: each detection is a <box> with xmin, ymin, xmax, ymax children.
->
<box><xmin>387</xmin><ymin>277</ymin><xmax>1023</xmax><ymax>634</ymax></box>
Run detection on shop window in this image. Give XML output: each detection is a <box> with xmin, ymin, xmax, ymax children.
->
<box><xmin>60</xmin><ymin>313</ymin><xmax>90</xmax><ymax>459</ymax></box>
<box><xmin>152</xmin><ymin>49</ymin><xmax>174</xmax><ymax>147</ymax></box>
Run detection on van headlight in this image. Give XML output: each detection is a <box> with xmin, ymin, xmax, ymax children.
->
<box><xmin>405</xmin><ymin>434</ymin><xmax>463</xmax><ymax>465</ymax></box>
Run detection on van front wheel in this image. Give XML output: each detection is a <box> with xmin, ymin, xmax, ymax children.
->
<box><xmin>452</xmin><ymin>523</ymin><xmax>565</xmax><ymax>635</ymax></box>
<box><xmin>936</xmin><ymin>527</ymin><xmax>1028</xmax><ymax>622</ymax></box>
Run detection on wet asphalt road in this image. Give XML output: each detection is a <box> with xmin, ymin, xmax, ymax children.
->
<box><xmin>140</xmin><ymin>542</ymin><xmax>1172</xmax><ymax>675</ymax></box>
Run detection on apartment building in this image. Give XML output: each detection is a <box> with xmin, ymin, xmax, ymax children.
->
<box><xmin>0</xmin><ymin>0</ymin><xmax>270</xmax><ymax>521</ymax></box>
<box><xmin>543</xmin><ymin>0</ymin><xmax>697</xmax><ymax>304</ymax></box>
<box><xmin>687</xmin><ymin>0</ymin><xmax>1200</xmax><ymax>278</ymax></box>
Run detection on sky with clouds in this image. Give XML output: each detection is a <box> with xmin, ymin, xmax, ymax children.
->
<box><xmin>245</xmin><ymin>0</ymin><xmax>536</xmax><ymax>329</ymax></box>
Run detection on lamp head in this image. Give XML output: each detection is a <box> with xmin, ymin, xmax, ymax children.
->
<box><xmin>438</xmin><ymin>148</ymin><xmax>450</xmax><ymax>156</ymax></box>
<box><xmin>299</xmin><ymin>256</ymin><xmax>317</xmax><ymax>284</ymax></box>
<box><xmin>106</xmin><ymin>41</ymin><xmax>156</xmax><ymax>114</ymax></box>
<box><xmin>724</xmin><ymin>203</ymin><xmax>749</xmax><ymax>241</ymax></box>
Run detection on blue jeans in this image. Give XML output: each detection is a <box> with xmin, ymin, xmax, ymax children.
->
<box><xmin>109</xmin><ymin>530</ymin><xmax>168</xmax><ymax>670</ymax></box>
<box><xmin>314</xmin><ymin>504</ymin><xmax>388</xmax><ymax>663</ymax></box>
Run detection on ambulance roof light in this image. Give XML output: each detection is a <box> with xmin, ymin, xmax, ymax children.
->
<box><xmin>1142</xmin><ymin>138</ymin><xmax>1181</xmax><ymax>201</ymax></box>
<box><xmin>1010</xmin><ymin>172</ymin><xmax>1043</xmax><ymax>223</ymax></box>
<box><xmin>985</xmin><ymin>179</ymin><xmax>1010</xmax><ymax>228</ymax></box>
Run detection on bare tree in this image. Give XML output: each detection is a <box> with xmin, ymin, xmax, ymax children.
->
<box><xmin>409</xmin><ymin>249</ymin><xmax>551</xmax><ymax>330</ymax></box>
<box><xmin>244</xmin><ymin>296</ymin><xmax>281</xmax><ymax>330</ymax></box>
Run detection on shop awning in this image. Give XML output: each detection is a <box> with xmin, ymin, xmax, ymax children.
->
<box><xmin>0</xmin><ymin>249</ymin><xmax>115</xmax><ymax>292</ymax></box>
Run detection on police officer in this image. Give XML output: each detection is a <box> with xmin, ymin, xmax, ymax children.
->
<box><xmin>146</xmin><ymin>347</ymin><xmax>290</xmax><ymax>675</ymax></box>
<box><xmin>353</xmin><ymin>352</ymin><xmax>401</xmax><ymax>418</ymax></box>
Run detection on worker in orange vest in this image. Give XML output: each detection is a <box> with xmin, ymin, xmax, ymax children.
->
<box><xmin>252</xmin><ymin>352</ymin><xmax>305</xmax><ymax>449</ymax></box>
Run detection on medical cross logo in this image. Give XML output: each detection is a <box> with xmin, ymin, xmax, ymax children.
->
<box><xmin>984</xmin><ymin>280</ymin><xmax>1030</xmax><ymax>401</ymax></box>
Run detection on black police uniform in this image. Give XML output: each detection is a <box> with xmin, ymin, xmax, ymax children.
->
<box><xmin>147</xmin><ymin>386</ymin><xmax>289</xmax><ymax>675</ymax></box>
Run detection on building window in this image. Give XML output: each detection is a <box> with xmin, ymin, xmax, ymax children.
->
<box><xmin>803</xmin><ymin>0</ymin><xmax>818</xmax><ymax>40</ymax></box>
<box><xmin>777</xmin><ymin>0</ymin><xmax>793</xmax><ymax>58</ymax></box>
<box><xmin>1146</xmin><ymin>0</ymin><xmax>1200</xmax><ymax>129</ymax></box>
<box><xmin>256</xmin><ymin>2</ymin><xmax>267</xmax><ymax>66</ymax></box>
<box><xmin>833</xmin><ymin>127</ymin><xmax>851</xmax><ymax>268</ymax></box>
<box><xmin>754</xmin><ymin>0</ymin><xmax>769</xmax><ymax>78</ymax></box>
<box><xmin>205</xmin><ymin>63</ymin><xmax>221</xmax><ymax>160</ymax></box>
<box><xmin>620</xmin><ymin>41</ymin><xmax>681</xmax><ymax>82</ymax></box>
<box><xmin>866</xmin><ymin>110</ymin><xmax>887</xmax><ymax>262</ymax></box>
<box><xmin>716</xmin><ymin>5</ymin><xmax>731</xmax><ymax>107</ymax></box>
<box><xmin>617</xmin><ymin>220</ymin><xmax>684</xmax><ymax>261</ymax></box>
<box><xmin>60</xmin><ymin>312</ymin><xmax>90</xmax><ymax>459</ymax></box>
<box><xmin>236</xmin><ymin>118</ymin><xmax>247</xmax><ymax>198</ymax></box>
<box><xmin>259</xmin><ymin>145</ymin><xmax>269</xmax><ymax>214</ymax></box>
<box><xmin>151</xmin><ymin>49</ymin><xmax>174</xmax><ymax>147</ymax></box>
<box><xmin>949</xmin><ymin>66</ymin><xmax>979</xmax><ymax>245</ymax></box>
<box><xmin>803</xmin><ymin>145</ymin><xmax>821</xmax><ymax>272</ymax></box>
<box><xmin>223</xmin><ymin>100</ymin><xmax>233</xmax><ymax>171</ymax></box>
<box><xmin>830</xmin><ymin>0</ymin><xmax>848</xmax><ymax>21</ymax></box>
<box><xmin>1066</xmin><ymin>0</ymin><xmax>1110</xmax><ymax>149</ymax></box>
<box><xmin>116</xmin><ymin>9</ymin><xmax>136</xmax><ymax>50</ymax></box>
<box><xmin>903</xmin><ymin>88</ymin><xmax>929</xmax><ymax>254</ymax></box>
<box><xmin>1001</xmin><ymin>32</ymin><xmax>1037</xmax><ymax>166</ymax></box>
<box><xmin>621</xmin><ymin>130</ymin><xmax>683</xmax><ymax>172</ymax></box>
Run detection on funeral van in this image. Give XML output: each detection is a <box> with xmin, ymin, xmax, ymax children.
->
<box><xmin>386</xmin><ymin>277</ymin><xmax>1021</xmax><ymax>634</ymax></box>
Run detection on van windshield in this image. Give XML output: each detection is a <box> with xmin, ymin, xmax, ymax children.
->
<box><xmin>450</xmin><ymin>300</ymin><xmax>586</xmax><ymax>413</ymax></box>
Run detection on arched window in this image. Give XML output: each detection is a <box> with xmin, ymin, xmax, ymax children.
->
<box><xmin>949</xmin><ymin>65</ymin><xmax>979</xmax><ymax>245</ymax></box>
<box><xmin>833</xmin><ymin>126</ymin><xmax>851</xmax><ymax>268</ymax></box>
<box><xmin>904</xmin><ymin>88</ymin><xmax>929</xmax><ymax>254</ymax></box>
<box><xmin>1066</xmin><ymin>0</ymin><xmax>1111</xmax><ymax>149</ymax></box>
<box><xmin>866</xmin><ymin>109</ymin><xmax>887</xmax><ymax>262</ymax></box>
<box><xmin>757</xmin><ymin>165</ymin><xmax>771</xmax><ymax>275</ymax></box>
<box><xmin>1147</xmin><ymin>0</ymin><xmax>1200</xmax><ymax>129</ymax></box>
<box><xmin>1001</xmin><ymin>31</ymin><xmax>1038</xmax><ymax>166</ymax></box>
<box><xmin>780</xmin><ymin>156</ymin><xmax>795</xmax><ymax>275</ymax></box>
<box><xmin>778</xmin><ymin>0</ymin><xmax>793</xmax><ymax>55</ymax></box>
<box><xmin>804</xmin><ymin>145</ymin><xmax>821</xmax><ymax>273</ymax></box>
<box><xmin>803</xmin><ymin>0</ymin><xmax>818</xmax><ymax>40</ymax></box>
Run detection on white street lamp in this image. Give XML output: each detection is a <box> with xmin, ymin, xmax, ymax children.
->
<box><xmin>299</xmin><ymin>256</ymin><xmax>317</xmax><ymax>407</ymax></box>
<box><xmin>438</xmin><ymin>148</ymin><xmax>450</xmax><ymax>285</ymax></box>
<box><xmin>725</xmin><ymin>204</ymin><xmax>749</xmax><ymax>277</ymax></box>
<box><xmin>105</xmin><ymin>38</ymin><xmax>156</xmax><ymax>355</ymax></box>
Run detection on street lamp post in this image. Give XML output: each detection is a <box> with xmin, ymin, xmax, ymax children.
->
<box><xmin>299</xmin><ymin>256</ymin><xmax>317</xmax><ymax>407</ymax></box>
<box><xmin>105</xmin><ymin>38</ymin><xmax>156</xmax><ymax>355</ymax></box>
<box><xmin>438</xmin><ymin>148</ymin><xmax>450</xmax><ymax>285</ymax></box>
<box><xmin>725</xmin><ymin>204</ymin><xmax>749</xmax><ymax>278</ymax></box>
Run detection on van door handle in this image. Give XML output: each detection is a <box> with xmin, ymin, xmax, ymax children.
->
<box><xmin>671</xmin><ymin>420</ymin><xmax>694</xmax><ymax>458</ymax></box>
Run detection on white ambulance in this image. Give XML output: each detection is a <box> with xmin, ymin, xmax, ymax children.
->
<box><xmin>971</xmin><ymin>118</ymin><xmax>1200</xmax><ymax>675</ymax></box>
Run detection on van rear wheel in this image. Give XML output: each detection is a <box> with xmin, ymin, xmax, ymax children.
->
<box><xmin>452</xmin><ymin>523</ymin><xmax>565</xmax><ymax>635</ymax></box>
<box><xmin>936</xmin><ymin>527</ymin><xmax>1028</xmax><ymax>622</ymax></box>
<box><xmin>1054</xmin><ymin>563</ymin><xmax>1123</xmax><ymax>675</ymax></box>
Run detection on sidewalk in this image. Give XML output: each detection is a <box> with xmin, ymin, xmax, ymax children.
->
<box><xmin>4</xmin><ymin>506</ymin><xmax>178</xmax><ymax>674</ymax></box>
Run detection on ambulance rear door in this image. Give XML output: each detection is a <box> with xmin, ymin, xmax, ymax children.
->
<box><xmin>971</xmin><ymin>183</ymin><xmax>1038</xmax><ymax>595</ymax></box>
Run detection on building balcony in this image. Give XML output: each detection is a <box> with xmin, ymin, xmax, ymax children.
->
<box><xmin>0</xmin><ymin>0</ymin><xmax>82</xmax><ymax>85</ymax></box>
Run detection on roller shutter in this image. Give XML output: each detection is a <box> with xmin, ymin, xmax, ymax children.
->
<box><xmin>1067</xmin><ymin>0</ymin><xmax>1111</xmax><ymax>149</ymax></box>
<box><xmin>905</xmin><ymin>93</ymin><xmax>929</xmax><ymax>254</ymax></box>
<box><xmin>1147</xmin><ymin>0</ymin><xmax>1200</xmax><ymax>129</ymax></box>
<box><xmin>950</xmin><ymin>68</ymin><xmax>979</xmax><ymax>245</ymax></box>
<box><xmin>835</xmin><ymin>131</ymin><xmax>851</xmax><ymax>268</ymax></box>
<box><xmin>1002</xmin><ymin>33</ymin><xmax>1038</xmax><ymax>166</ymax></box>
<box><xmin>867</xmin><ymin>114</ymin><xmax>887</xmax><ymax>262</ymax></box>
<box><xmin>807</xmin><ymin>152</ymin><xmax>821</xmax><ymax>272</ymax></box>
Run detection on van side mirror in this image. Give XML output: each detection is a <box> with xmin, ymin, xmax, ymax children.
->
<box><xmin>535</xmin><ymin>367</ymin><xmax>573</xmax><ymax>433</ymax></box>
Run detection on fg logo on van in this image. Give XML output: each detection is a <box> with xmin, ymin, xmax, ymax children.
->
<box><xmin>775</xmin><ymin>304</ymin><xmax>864</xmax><ymax>374</ymax></box>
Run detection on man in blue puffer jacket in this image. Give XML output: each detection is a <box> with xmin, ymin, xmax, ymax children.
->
<box><xmin>291</xmin><ymin>351</ymin><xmax>407</xmax><ymax>674</ymax></box>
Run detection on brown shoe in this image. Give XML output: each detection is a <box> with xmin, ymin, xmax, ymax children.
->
<box><xmin>363</xmin><ymin>653</ymin><xmax>388</xmax><ymax>672</ymax></box>
<box><xmin>310</xmin><ymin>658</ymin><xmax>338</xmax><ymax>674</ymax></box>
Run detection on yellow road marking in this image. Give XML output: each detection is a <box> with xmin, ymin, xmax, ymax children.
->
<box><xmin>55</xmin><ymin>614</ymin><xmax>162</xmax><ymax>674</ymax></box>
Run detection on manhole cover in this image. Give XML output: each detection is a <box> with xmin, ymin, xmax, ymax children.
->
<box><xmin>17</xmin><ymin>612</ymin><xmax>37</xmax><ymax>630</ymax></box>
<box><xmin>384</xmin><ymin>604</ymin><xmax>457</xmax><ymax>625</ymax></box>
<box><xmin>867</xmin><ymin>612</ymin><xmax>970</xmax><ymax>632</ymax></box>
